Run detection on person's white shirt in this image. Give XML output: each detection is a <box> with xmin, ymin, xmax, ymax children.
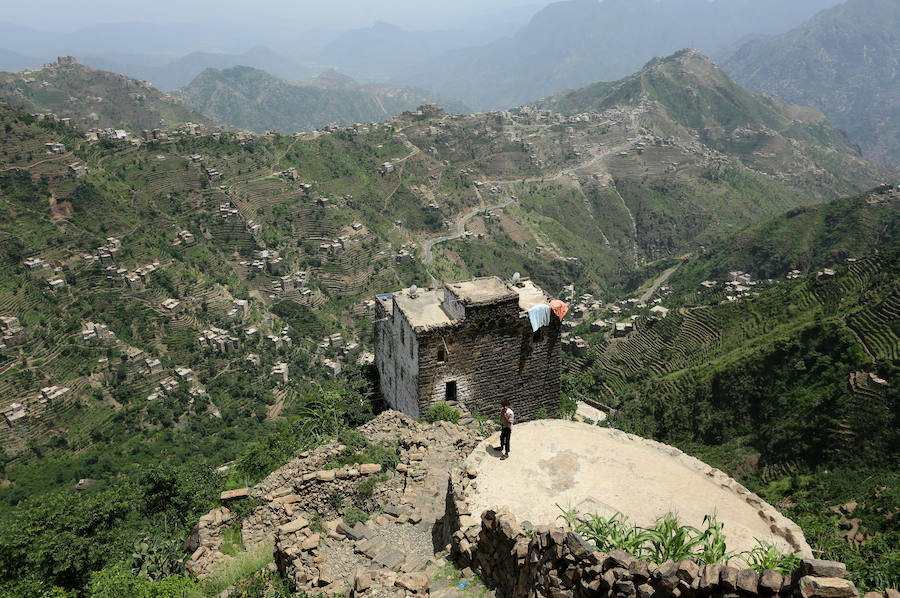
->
<box><xmin>503</xmin><ymin>406</ymin><xmax>515</xmax><ymax>426</ymax></box>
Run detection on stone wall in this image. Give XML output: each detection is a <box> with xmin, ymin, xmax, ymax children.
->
<box><xmin>186</xmin><ymin>440</ymin><xmax>386</xmax><ymax>577</ymax></box>
<box><xmin>441</xmin><ymin>469</ymin><xmax>870</xmax><ymax>598</ymax></box>
<box><xmin>416</xmin><ymin>302</ymin><xmax>561</xmax><ymax>421</ymax></box>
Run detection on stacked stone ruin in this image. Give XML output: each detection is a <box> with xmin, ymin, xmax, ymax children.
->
<box><xmin>185</xmin><ymin>411</ymin><xmax>885</xmax><ymax>598</ymax></box>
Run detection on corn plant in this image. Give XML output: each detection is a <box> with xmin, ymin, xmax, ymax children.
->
<box><xmin>579</xmin><ymin>512</ymin><xmax>650</xmax><ymax>557</ymax></box>
<box><xmin>696</xmin><ymin>514</ymin><xmax>732</xmax><ymax>565</ymax></box>
<box><xmin>738</xmin><ymin>540</ymin><xmax>803</xmax><ymax>574</ymax></box>
<box><xmin>642</xmin><ymin>513</ymin><xmax>705</xmax><ymax>562</ymax></box>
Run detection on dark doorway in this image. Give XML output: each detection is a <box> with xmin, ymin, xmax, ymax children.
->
<box><xmin>445</xmin><ymin>381</ymin><xmax>457</xmax><ymax>403</ymax></box>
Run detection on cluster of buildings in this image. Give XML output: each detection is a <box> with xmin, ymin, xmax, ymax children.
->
<box><xmin>104</xmin><ymin>261</ymin><xmax>160</xmax><ymax>290</ymax></box>
<box><xmin>267</xmin><ymin>327</ymin><xmax>293</xmax><ymax>350</ymax></box>
<box><xmin>23</xmin><ymin>257</ymin><xmax>48</xmax><ymax>271</ymax></box>
<box><xmin>85</xmin><ymin>128</ymin><xmax>128</xmax><ymax>142</ymax></box>
<box><xmin>47</xmin><ymin>277</ymin><xmax>67</xmax><ymax>291</ymax></box>
<box><xmin>227</xmin><ymin>299</ymin><xmax>250</xmax><ymax>319</ymax></box>
<box><xmin>39</xmin><ymin>385</ymin><xmax>71</xmax><ymax>404</ymax></box>
<box><xmin>2</xmin><ymin>402</ymin><xmax>28</xmax><ymax>427</ymax></box>
<box><xmin>147</xmin><ymin>367</ymin><xmax>194</xmax><ymax>402</ymax></box>
<box><xmin>68</xmin><ymin>162</ymin><xmax>88</xmax><ymax>178</ymax></box>
<box><xmin>219</xmin><ymin>203</ymin><xmax>240</xmax><ymax>218</ymax></box>
<box><xmin>82</xmin><ymin>237</ymin><xmax>122</xmax><ymax>266</ymax></box>
<box><xmin>271</xmin><ymin>362</ymin><xmax>288</xmax><ymax>383</ymax></box>
<box><xmin>45</xmin><ymin>142</ymin><xmax>66</xmax><ymax>154</ymax></box>
<box><xmin>241</xmin><ymin>249</ymin><xmax>284</xmax><ymax>275</ymax></box>
<box><xmin>176</xmin><ymin>123</ymin><xmax>205</xmax><ymax>136</ymax></box>
<box><xmin>1</xmin><ymin>316</ymin><xmax>26</xmax><ymax>350</ymax></box>
<box><xmin>32</xmin><ymin>112</ymin><xmax>73</xmax><ymax>127</ymax></box>
<box><xmin>197</xmin><ymin>327</ymin><xmax>240</xmax><ymax>353</ymax></box>
<box><xmin>161</xmin><ymin>298</ymin><xmax>181</xmax><ymax>312</ymax></box>
<box><xmin>176</xmin><ymin>229</ymin><xmax>196</xmax><ymax>246</ymax></box>
<box><xmin>81</xmin><ymin>322</ymin><xmax>114</xmax><ymax>343</ymax></box>
<box><xmin>140</xmin><ymin>129</ymin><xmax>168</xmax><ymax>142</ymax></box>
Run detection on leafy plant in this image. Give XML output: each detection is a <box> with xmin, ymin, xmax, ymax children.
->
<box><xmin>642</xmin><ymin>513</ymin><xmax>704</xmax><ymax>563</ymax></box>
<box><xmin>344</xmin><ymin>508</ymin><xmax>369</xmax><ymax>527</ymax></box>
<box><xmin>425</xmin><ymin>402</ymin><xmax>460</xmax><ymax>424</ymax></box>
<box><xmin>129</xmin><ymin>535</ymin><xmax>186</xmax><ymax>580</ymax></box>
<box><xmin>738</xmin><ymin>540</ymin><xmax>802</xmax><ymax>574</ymax></box>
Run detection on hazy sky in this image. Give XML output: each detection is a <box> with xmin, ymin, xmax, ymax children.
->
<box><xmin>3</xmin><ymin>0</ymin><xmax>546</xmax><ymax>32</ymax></box>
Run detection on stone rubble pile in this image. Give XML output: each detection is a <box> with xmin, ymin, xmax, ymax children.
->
<box><xmin>184</xmin><ymin>507</ymin><xmax>237</xmax><ymax>576</ymax></box>
<box><xmin>186</xmin><ymin>410</ymin><xmax>485</xmax><ymax>592</ymax></box>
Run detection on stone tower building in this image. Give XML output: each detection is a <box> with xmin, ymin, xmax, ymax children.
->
<box><xmin>374</xmin><ymin>276</ymin><xmax>561</xmax><ymax>420</ymax></box>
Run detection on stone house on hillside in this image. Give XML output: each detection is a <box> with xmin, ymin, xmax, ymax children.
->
<box><xmin>374</xmin><ymin>277</ymin><xmax>561</xmax><ymax>420</ymax></box>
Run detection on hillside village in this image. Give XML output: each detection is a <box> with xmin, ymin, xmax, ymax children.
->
<box><xmin>0</xmin><ymin>43</ymin><xmax>897</xmax><ymax>598</ymax></box>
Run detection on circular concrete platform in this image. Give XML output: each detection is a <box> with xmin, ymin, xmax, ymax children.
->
<box><xmin>466</xmin><ymin>420</ymin><xmax>811</xmax><ymax>557</ymax></box>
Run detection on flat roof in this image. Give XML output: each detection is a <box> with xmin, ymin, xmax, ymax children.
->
<box><xmin>381</xmin><ymin>277</ymin><xmax>551</xmax><ymax>330</ymax></box>
<box><xmin>446</xmin><ymin>277</ymin><xmax>516</xmax><ymax>305</ymax></box>
<box><xmin>392</xmin><ymin>288</ymin><xmax>453</xmax><ymax>329</ymax></box>
<box><xmin>510</xmin><ymin>279</ymin><xmax>549</xmax><ymax>311</ymax></box>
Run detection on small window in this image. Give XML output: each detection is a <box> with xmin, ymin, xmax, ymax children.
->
<box><xmin>410</xmin><ymin>340</ymin><xmax>413</xmax><ymax>358</ymax></box>
<box><xmin>437</xmin><ymin>347</ymin><xmax>446</xmax><ymax>362</ymax></box>
<box><xmin>401</xmin><ymin>327</ymin><xmax>405</xmax><ymax>345</ymax></box>
<box><xmin>445</xmin><ymin>381</ymin><xmax>457</xmax><ymax>402</ymax></box>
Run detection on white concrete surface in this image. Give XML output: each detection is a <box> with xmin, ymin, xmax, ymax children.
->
<box><xmin>465</xmin><ymin>420</ymin><xmax>811</xmax><ymax>557</ymax></box>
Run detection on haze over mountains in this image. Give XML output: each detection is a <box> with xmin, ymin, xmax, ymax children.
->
<box><xmin>720</xmin><ymin>0</ymin><xmax>900</xmax><ymax>168</ymax></box>
<box><xmin>1</xmin><ymin>1</ymin><xmax>899</xmax><ymax>596</ymax></box>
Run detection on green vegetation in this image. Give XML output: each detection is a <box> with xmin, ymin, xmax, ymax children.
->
<box><xmin>425</xmin><ymin>402</ymin><xmax>460</xmax><ymax>424</ymax></box>
<box><xmin>557</xmin><ymin>506</ymin><xmax>800</xmax><ymax>574</ymax></box>
<box><xmin>722</xmin><ymin>0</ymin><xmax>900</xmax><ymax>167</ymax></box>
<box><xmin>0</xmin><ymin>45</ymin><xmax>896</xmax><ymax>597</ymax></box>
<box><xmin>0</xmin><ymin>61</ymin><xmax>212</xmax><ymax>134</ymax></box>
<box><xmin>173</xmin><ymin>66</ymin><xmax>464</xmax><ymax>134</ymax></box>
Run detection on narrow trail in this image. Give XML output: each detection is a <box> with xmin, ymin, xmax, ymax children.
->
<box><xmin>609</xmin><ymin>181</ymin><xmax>640</xmax><ymax>267</ymax></box>
<box><xmin>421</xmin><ymin>196</ymin><xmax>515</xmax><ymax>266</ymax></box>
<box><xmin>1</xmin><ymin>152</ymin><xmax>73</xmax><ymax>172</ymax></box>
<box><xmin>640</xmin><ymin>265</ymin><xmax>679</xmax><ymax>304</ymax></box>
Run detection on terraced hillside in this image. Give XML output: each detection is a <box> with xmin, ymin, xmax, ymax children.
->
<box><xmin>560</xmin><ymin>187</ymin><xmax>898</xmax><ymax>589</ymax></box>
<box><xmin>0</xmin><ymin>49</ymin><xmax>898</xmax><ymax>595</ymax></box>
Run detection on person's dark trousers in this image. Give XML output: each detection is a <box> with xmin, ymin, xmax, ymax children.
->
<box><xmin>500</xmin><ymin>427</ymin><xmax>511</xmax><ymax>454</ymax></box>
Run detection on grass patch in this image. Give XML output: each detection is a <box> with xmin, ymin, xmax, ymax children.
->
<box><xmin>199</xmin><ymin>542</ymin><xmax>273</xmax><ymax>597</ymax></box>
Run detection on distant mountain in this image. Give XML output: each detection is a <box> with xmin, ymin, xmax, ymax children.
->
<box><xmin>0</xmin><ymin>57</ymin><xmax>213</xmax><ymax>132</ymax></box>
<box><xmin>82</xmin><ymin>46</ymin><xmax>320</xmax><ymax>91</ymax></box>
<box><xmin>0</xmin><ymin>48</ymin><xmax>41</xmax><ymax>72</ymax></box>
<box><xmin>536</xmin><ymin>49</ymin><xmax>892</xmax><ymax>191</ymax></box>
<box><xmin>316</xmin><ymin>20</ymin><xmax>526</xmax><ymax>83</ymax></box>
<box><xmin>400</xmin><ymin>0</ymin><xmax>845</xmax><ymax>110</ymax></box>
<box><xmin>173</xmin><ymin>65</ymin><xmax>466</xmax><ymax>133</ymax></box>
<box><xmin>721</xmin><ymin>0</ymin><xmax>900</xmax><ymax>169</ymax></box>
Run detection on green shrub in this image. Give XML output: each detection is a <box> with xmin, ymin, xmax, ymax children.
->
<box><xmin>425</xmin><ymin>403</ymin><xmax>460</xmax><ymax>424</ymax></box>
<box><xmin>88</xmin><ymin>563</ymin><xmax>199</xmax><ymax>598</ymax></box>
<box><xmin>344</xmin><ymin>508</ymin><xmax>369</xmax><ymax>527</ymax></box>
<box><xmin>356</xmin><ymin>473</ymin><xmax>388</xmax><ymax>497</ymax></box>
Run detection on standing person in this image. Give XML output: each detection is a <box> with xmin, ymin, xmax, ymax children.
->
<box><xmin>499</xmin><ymin>399</ymin><xmax>514</xmax><ymax>460</ymax></box>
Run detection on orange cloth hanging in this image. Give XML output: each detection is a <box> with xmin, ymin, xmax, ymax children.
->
<box><xmin>549</xmin><ymin>299</ymin><xmax>568</xmax><ymax>321</ymax></box>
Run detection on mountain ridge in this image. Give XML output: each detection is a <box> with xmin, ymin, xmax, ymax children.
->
<box><xmin>173</xmin><ymin>65</ymin><xmax>467</xmax><ymax>133</ymax></box>
<box><xmin>721</xmin><ymin>0</ymin><xmax>900</xmax><ymax>169</ymax></box>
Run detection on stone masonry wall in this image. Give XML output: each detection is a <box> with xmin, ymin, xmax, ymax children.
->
<box><xmin>440</xmin><ymin>469</ymin><xmax>872</xmax><ymax>598</ymax></box>
<box><xmin>417</xmin><ymin>301</ymin><xmax>561</xmax><ymax>421</ymax></box>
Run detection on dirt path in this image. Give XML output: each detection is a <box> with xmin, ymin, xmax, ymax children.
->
<box><xmin>640</xmin><ymin>265</ymin><xmax>679</xmax><ymax>304</ymax></box>
<box><xmin>421</xmin><ymin>196</ymin><xmax>515</xmax><ymax>265</ymax></box>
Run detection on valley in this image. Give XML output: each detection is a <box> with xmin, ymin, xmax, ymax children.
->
<box><xmin>0</xmin><ymin>35</ymin><xmax>896</xmax><ymax>598</ymax></box>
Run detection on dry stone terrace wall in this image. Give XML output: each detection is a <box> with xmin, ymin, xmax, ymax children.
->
<box><xmin>441</xmin><ymin>470</ymin><xmax>872</xmax><ymax>598</ymax></box>
<box><xmin>416</xmin><ymin>303</ymin><xmax>562</xmax><ymax>422</ymax></box>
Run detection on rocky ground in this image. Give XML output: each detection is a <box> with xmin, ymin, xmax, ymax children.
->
<box><xmin>188</xmin><ymin>409</ymin><xmax>498</xmax><ymax>597</ymax></box>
